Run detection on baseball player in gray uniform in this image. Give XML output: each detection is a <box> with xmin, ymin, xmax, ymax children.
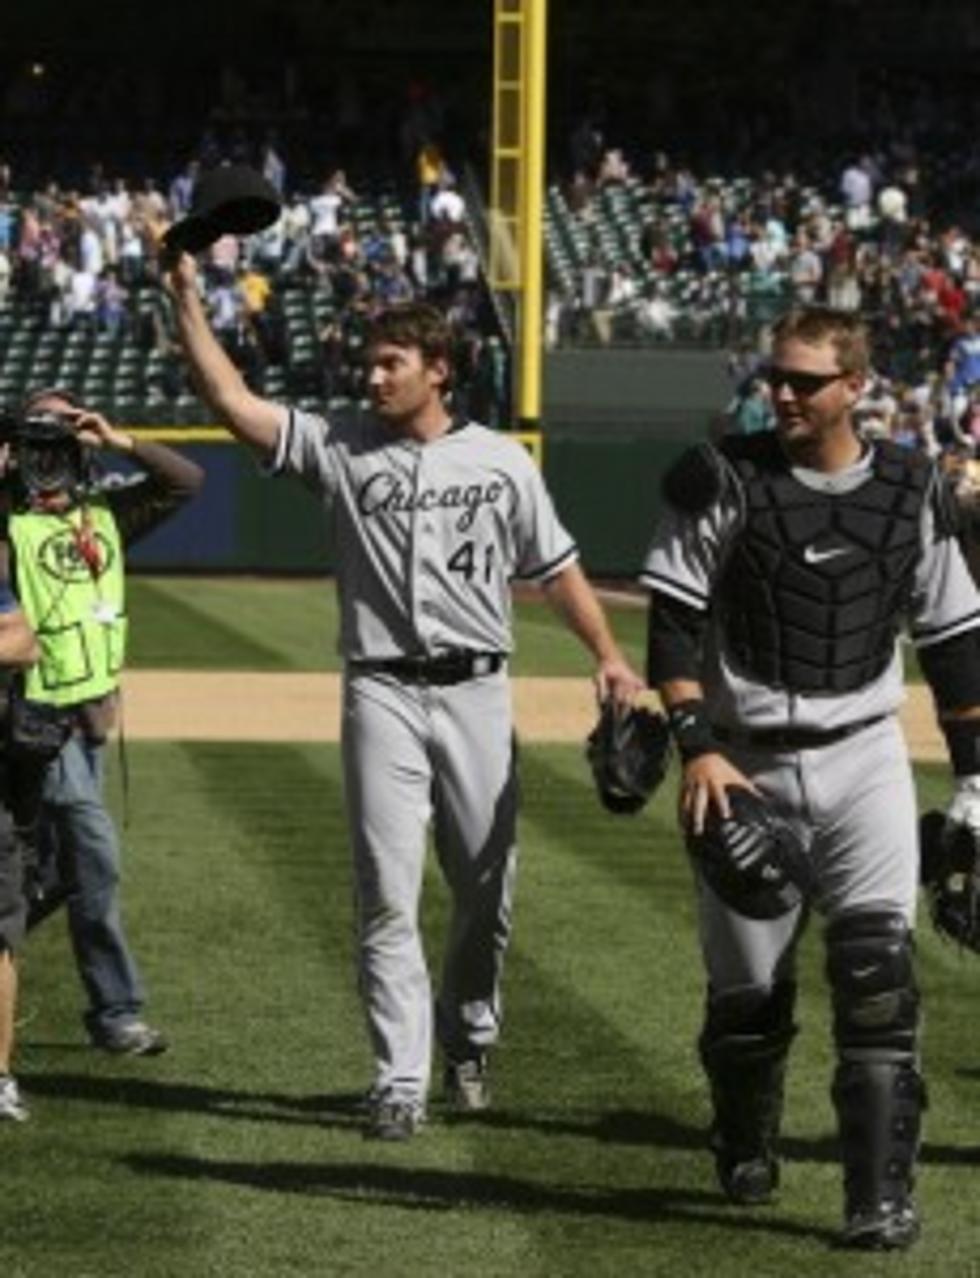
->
<box><xmin>163</xmin><ymin>258</ymin><xmax>642</xmax><ymax>1141</ymax></box>
<box><xmin>641</xmin><ymin>306</ymin><xmax>980</xmax><ymax>1250</ymax></box>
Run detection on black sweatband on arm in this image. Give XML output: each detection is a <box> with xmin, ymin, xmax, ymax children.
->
<box><xmin>668</xmin><ymin>699</ymin><xmax>719</xmax><ymax>763</ymax></box>
<box><xmin>940</xmin><ymin>716</ymin><xmax>980</xmax><ymax>777</ymax></box>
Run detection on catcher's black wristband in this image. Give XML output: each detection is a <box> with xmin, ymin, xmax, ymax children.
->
<box><xmin>667</xmin><ymin>699</ymin><xmax>719</xmax><ymax>762</ymax></box>
<box><xmin>940</xmin><ymin>716</ymin><xmax>980</xmax><ymax>777</ymax></box>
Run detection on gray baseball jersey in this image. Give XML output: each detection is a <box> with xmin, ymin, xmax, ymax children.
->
<box><xmin>641</xmin><ymin>442</ymin><xmax>980</xmax><ymax>992</ymax></box>
<box><xmin>272</xmin><ymin>405</ymin><xmax>578</xmax><ymax>657</ymax></box>
<box><xmin>269</xmin><ymin>403</ymin><xmax>578</xmax><ymax>1107</ymax></box>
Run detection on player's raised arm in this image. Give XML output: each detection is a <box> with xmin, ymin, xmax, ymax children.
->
<box><xmin>161</xmin><ymin>250</ymin><xmax>284</xmax><ymax>457</ymax></box>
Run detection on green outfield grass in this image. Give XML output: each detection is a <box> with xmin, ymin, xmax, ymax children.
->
<box><xmin>125</xmin><ymin>576</ymin><xmax>647</xmax><ymax>675</ymax></box>
<box><xmin>5</xmin><ymin>745</ymin><xmax>977</xmax><ymax>1277</ymax></box>
<box><xmin>126</xmin><ymin>575</ymin><xmax>925</xmax><ymax>684</ymax></box>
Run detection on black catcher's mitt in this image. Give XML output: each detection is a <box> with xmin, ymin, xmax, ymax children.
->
<box><xmin>586</xmin><ymin>700</ymin><xmax>671</xmax><ymax>815</ymax></box>
<box><xmin>689</xmin><ymin>787</ymin><xmax>816</xmax><ymax>919</ymax></box>
<box><xmin>919</xmin><ymin>809</ymin><xmax>980</xmax><ymax>953</ymax></box>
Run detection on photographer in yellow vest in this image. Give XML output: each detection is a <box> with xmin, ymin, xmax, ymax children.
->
<box><xmin>4</xmin><ymin>388</ymin><xmax>203</xmax><ymax>1058</ymax></box>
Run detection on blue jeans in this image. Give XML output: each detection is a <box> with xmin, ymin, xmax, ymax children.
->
<box><xmin>39</xmin><ymin>736</ymin><xmax>145</xmax><ymax>1037</ymax></box>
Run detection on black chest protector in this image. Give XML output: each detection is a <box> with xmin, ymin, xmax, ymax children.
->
<box><xmin>716</xmin><ymin>435</ymin><xmax>931</xmax><ymax>694</ymax></box>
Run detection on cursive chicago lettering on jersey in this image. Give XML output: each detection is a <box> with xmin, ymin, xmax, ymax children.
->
<box><xmin>356</xmin><ymin>471</ymin><xmax>507</xmax><ymax>532</ymax></box>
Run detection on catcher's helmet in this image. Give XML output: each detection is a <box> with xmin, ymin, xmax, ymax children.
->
<box><xmin>919</xmin><ymin>808</ymin><xmax>980</xmax><ymax>953</ymax></box>
<box><xmin>689</xmin><ymin>787</ymin><xmax>815</xmax><ymax>919</ymax></box>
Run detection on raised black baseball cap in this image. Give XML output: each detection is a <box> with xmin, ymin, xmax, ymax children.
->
<box><xmin>163</xmin><ymin>163</ymin><xmax>281</xmax><ymax>254</ymax></box>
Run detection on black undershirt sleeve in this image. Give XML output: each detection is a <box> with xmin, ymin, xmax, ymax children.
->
<box><xmin>646</xmin><ymin>590</ymin><xmax>709</xmax><ymax>686</ymax></box>
<box><xmin>917</xmin><ymin>627</ymin><xmax>980</xmax><ymax>712</ymax></box>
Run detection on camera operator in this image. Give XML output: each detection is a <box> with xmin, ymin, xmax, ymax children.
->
<box><xmin>0</xmin><ymin>585</ymin><xmax>41</xmax><ymax>1120</ymax></box>
<box><xmin>2</xmin><ymin>389</ymin><xmax>203</xmax><ymax>1058</ymax></box>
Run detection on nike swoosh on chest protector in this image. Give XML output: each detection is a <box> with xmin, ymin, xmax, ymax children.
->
<box><xmin>803</xmin><ymin>544</ymin><xmax>854</xmax><ymax>564</ymax></box>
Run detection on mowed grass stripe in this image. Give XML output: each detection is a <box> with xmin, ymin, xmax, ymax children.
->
<box><xmin>127</xmin><ymin>577</ymin><xmax>337</xmax><ymax>671</ymax></box>
<box><xmin>5</xmin><ymin>746</ymin><xmax>978</xmax><ymax>1276</ymax></box>
<box><xmin>126</xmin><ymin>575</ymin><xmax>646</xmax><ymax>677</ymax></box>
<box><xmin>127</xmin><ymin>574</ymin><xmax>926</xmax><ymax>686</ymax></box>
<box><xmin>126</xmin><ymin>578</ymin><xmax>317</xmax><ymax>671</ymax></box>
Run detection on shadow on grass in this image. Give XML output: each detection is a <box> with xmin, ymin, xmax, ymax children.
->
<box><xmin>444</xmin><ymin>1105</ymin><xmax>707</xmax><ymax>1150</ymax></box>
<box><xmin>20</xmin><ymin>1073</ymin><xmax>368</xmax><ymax>1132</ymax></box>
<box><xmin>122</xmin><ymin>1150</ymin><xmax>837</xmax><ymax>1243</ymax></box>
<box><xmin>23</xmin><ymin>1073</ymin><xmax>980</xmax><ymax>1170</ymax></box>
<box><xmin>22</xmin><ymin>1040</ymin><xmax>93</xmax><ymax>1052</ymax></box>
<box><xmin>436</xmin><ymin>1108</ymin><xmax>980</xmax><ymax>1168</ymax></box>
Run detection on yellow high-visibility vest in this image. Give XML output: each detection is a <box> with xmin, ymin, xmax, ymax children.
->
<box><xmin>10</xmin><ymin>499</ymin><xmax>127</xmax><ymax>707</ymax></box>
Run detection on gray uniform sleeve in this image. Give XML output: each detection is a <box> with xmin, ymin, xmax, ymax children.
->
<box><xmin>510</xmin><ymin>449</ymin><xmax>579</xmax><ymax>582</ymax></box>
<box><xmin>908</xmin><ymin>490</ymin><xmax>980</xmax><ymax>648</ymax></box>
<box><xmin>268</xmin><ymin>406</ymin><xmax>341</xmax><ymax>498</ymax></box>
<box><xmin>639</xmin><ymin>494</ymin><xmax>740</xmax><ymax>608</ymax></box>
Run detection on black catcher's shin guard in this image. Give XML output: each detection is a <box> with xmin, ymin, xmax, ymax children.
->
<box><xmin>699</xmin><ymin>981</ymin><xmax>797</xmax><ymax>1205</ymax></box>
<box><xmin>826</xmin><ymin>910</ymin><xmax>925</xmax><ymax>1251</ymax></box>
<box><xmin>831</xmin><ymin>1060</ymin><xmax>925</xmax><ymax>1249</ymax></box>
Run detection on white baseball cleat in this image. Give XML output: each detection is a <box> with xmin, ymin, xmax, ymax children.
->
<box><xmin>0</xmin><ymin>1074</ymin><xmax>29</xmax><ymax>1122</ymax></box>
<box><xmin>444</xmin><ymin>1058</ymin><xmax>491</xmax><ymax>1113</ymax></box>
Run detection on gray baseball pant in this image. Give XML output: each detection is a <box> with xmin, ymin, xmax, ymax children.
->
<box><xmin>341</xmin><ymin>666</ymin><xmax>518</xmax><ymax>1104</ymax></box>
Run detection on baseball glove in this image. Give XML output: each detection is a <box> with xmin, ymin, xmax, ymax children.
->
<box><xmin>585</xmin><ymin>700</ymin><xmax>671</xmax><ymax>815</ymax></box>
<box><xmin>688</xmin><ymin>787</ymin><xmax>816</xmax><ymax>919</ymax></box>
<box><xmin>919</xmin><ymin>809</ymin><xmax>980</xmax><ymax>953</ymax></box>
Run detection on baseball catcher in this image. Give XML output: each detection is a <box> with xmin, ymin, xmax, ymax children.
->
<box><xmin>640</xmin><ymin>306</ymin><xmax>980</xmax><ymax>1250</ymax></box>
<box><xmin>919</xmin><ymin>805</ymin><xmax>980</xmax><ymax>952</ymax></box>
<box><xmin>586</xmin><ymin>699</ymin><xmax>671</xmax><ymax>814</ymax></box>
<box><xmin>687</xmin><ymin>787</ymin><xmax>816</xmax><ymax>919</ymax></box>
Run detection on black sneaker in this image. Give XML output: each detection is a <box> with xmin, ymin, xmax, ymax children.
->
<box><xmin>443</xmin><ymin>1058</ymin><xmax>490</xmax><ymax>1113</ymax></box>
<box><xmin>90</xmin><ymin>1021</ymin><xmax>169</xmax><ymax>1057</ymax></box>
<box><xmin>364</xmin><ymin>1097</ymin><xmax>425</xmax><ymax>1142</ymax></box>
<box><xmin>716</xmin><ymin>1152</ymin><xmax>780</xmax><ymax>1206</ymax></box>
<box><xmin>840</xmin><ymin>1201</ymin><xmax>920</xmax><ymax>1251</ymax></box>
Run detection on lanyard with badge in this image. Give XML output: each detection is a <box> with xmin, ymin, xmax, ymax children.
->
<box><xmin>66</xmin><ymin>506</ymin><xmax>119</xmax><ymax>624</ymax></box>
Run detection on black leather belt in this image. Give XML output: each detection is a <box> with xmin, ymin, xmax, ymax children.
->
<box><xmin>351</xmin><ymin>652</ymin><xmax>506</xmax><ymax>687</ymax></box>
<box><xmin>713</xmin><ymin>713</ymin><xmax>888</xmax><ymax>751</ymax></box>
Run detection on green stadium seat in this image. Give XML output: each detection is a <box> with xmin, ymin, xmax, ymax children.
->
<box><xmin>174</xmin><ymin>395</ymin><xmax>206</xmax><ymax>424</ymax></box>
<box><xmin>142</xmin><ymin>398</ymin><xmax>176</xmax><ymax>426</ymax></box>
<box><xmin>111</xmin><ymin>397</ymin><xmax>143</xmax><ymax>425</ymax></box>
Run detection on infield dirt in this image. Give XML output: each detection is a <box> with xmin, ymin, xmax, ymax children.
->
<box><xmin>119</xmin><ymin>671</ymin><xmax>944</xmax><ymax>759</ymax></box>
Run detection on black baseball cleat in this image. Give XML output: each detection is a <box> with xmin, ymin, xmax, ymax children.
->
<box><xmin>839</xmin><ymin>1201</ymin><xmax>920</xmax><ymax>1251</ymax></box>
<box><xmin>364</xmin><ymin>1097</ymin><xmax>425</xmax><ymax>1142</ymax></box>
<box><xmin>716</xmin><ymin>1152</ymin><xmax>780</xmax><ymax>1206</ymax></box>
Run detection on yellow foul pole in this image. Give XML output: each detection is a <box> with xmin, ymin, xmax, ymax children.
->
<box><xmin>490</xmin><ymin>0</ymin><xmax>523</xmax><ymax>295</ymax></box>
<box><xmin>517</xmin><ymin>0</ymin><xmax>546</xmax><ymax>430</ymax></box>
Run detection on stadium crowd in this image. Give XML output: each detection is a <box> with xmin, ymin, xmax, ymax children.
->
<box><xmin>3</xmin><ymin>99</ymin><xmax>980</xmax><ymax>454</ymax></box>
<box><xmin>543</xmin><ymin>130</ymin><xmax>980</xmax><ymax>484</ymax></box>
<box><xmin>0</xmin><ymin>140</ymin><xmax>508</xmax><ymax>423</ymax></box>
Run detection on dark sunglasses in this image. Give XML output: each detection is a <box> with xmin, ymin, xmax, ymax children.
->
<box><xmin>764</xmin><ymin>366</ymin><xmax>847</xmax><ymax>396</ymax></box>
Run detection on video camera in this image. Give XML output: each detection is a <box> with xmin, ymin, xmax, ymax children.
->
<box><xmin>0</xmin><ymin>407</ymin><xmax>94</xmax><ymax>506</ymax></box>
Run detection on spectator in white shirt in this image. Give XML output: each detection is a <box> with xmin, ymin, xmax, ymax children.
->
<box><xmin>430</xmin><ymin>182</ymin><xmax>465</xmax><ymax>225</ymax></box>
